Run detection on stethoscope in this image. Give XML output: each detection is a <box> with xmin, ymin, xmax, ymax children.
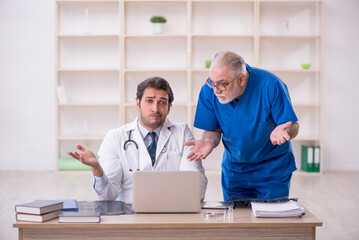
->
<box><xmin>123</xmin><ymin>130</ymin><xmax>167</xmax><ymax>172</ymax></box>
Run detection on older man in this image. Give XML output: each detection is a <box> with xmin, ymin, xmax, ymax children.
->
<box><xmin>186</xmin><ymin>51</ymin><xmax>299</xmax><ymax>200</ymax></box>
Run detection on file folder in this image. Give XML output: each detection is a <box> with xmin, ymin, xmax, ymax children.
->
<box><xmin>313</xmin><ymin>146</ymin><xmax>320</xmax><ymax>172</ymax></box>
<box><xmin>301</xmin><ymin>145</ymin><xmax>320</xmax><ymax>172</ymax></box>
<box><xmin>301</xmin><ymin>145</ymin><xmax>314</xmax><ymax>172</ymax></box>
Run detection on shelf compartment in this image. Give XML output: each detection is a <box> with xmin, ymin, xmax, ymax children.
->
<box><xmin>274</xmin><ymin>71</ymin><xmax>319</xmax><ymax>104</ymax></box>
<box><xmin>59</xmin><ymin>37</ymin><xmax>120</xmax><ymax>69</ymax></box>
<box><xmin>125</xmin><ymin>71</ymin><xmax>188</xmax><ymax>103</ymax></box>
<box><xmin>59</xmin><ymin>106</ymin><xmax>120</xmax><ymax>136</ymax></box>
<box><xmin>125</xmin><ymin>37</ymin><xmax>187</xmax><ymax>69</ymax></box>
<box><xmin>191</xmin><ymin>36</ymin><xmax>254</xmax><ymax>68</ymax></box>
<box><xmin>125</xmin><ymin>1</ymin><xmax>187</xmax><ymax>35</ymax></box>
<box><xmin>59</xmin><ymin>139</ymin><xmax>102</xmax><ymax>163</ymax></box>
<box><xmin>192</xmin><ymin>1</ymin><xmax>254</xmax><ymax>35</ymax></box>
<box><xmin>57</xmin><ymin>1</ymin><xmax>120</xmax><ymax>35</ymax></box>
<box><xmin>259</xmin><ymin>37</ymin><xmax>318</xmax><ymax>70</ymax></box>
<box><xmin>293</xmin><ymin>106</ymin><xmax>320</xmax><ymax>138</ymax></box>
<box><xmin>259</xmin><ymin>1</ymin><xmax>320</xmax><ymax>36</ymax></box>
<box><xmin>59</xmin><ymin>71</ymin><xmax>120</xmax><ymax>103</ymax></box>
<box><xmin>191</xmin><ymin>71</ymin><xmax>208</xmax><ymax>103</ymax></box>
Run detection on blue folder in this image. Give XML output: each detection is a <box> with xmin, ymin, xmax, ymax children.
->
<box><xmin>36</xmin><ymin>199</ymin><xmax>78</xmax><ymax>211</ymax></box>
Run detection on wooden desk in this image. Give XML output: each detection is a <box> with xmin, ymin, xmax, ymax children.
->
<box><xmin>14</xmin><ymin>208</ymin><xmax>322</xmax><ymax>240</ymax></box>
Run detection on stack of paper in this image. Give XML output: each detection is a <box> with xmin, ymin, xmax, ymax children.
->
<box><xmin>251</xmin><ymin>200</ymin><xmax>305</xmax><ymax>218</ymax></box>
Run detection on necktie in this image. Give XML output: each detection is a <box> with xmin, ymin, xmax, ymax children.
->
<box><xmin>147</xmin><ymin>132</ymin><xmax>157</xmax><ymax>166</ymax></box>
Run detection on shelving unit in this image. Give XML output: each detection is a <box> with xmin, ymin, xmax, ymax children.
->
<box><xmin>56</xmin><ymin>0</ymin><xmax>322</xmax><ymax>171</ymax></box>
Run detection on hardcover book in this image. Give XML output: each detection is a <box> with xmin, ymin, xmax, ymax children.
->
<box><xmin>59</xmin><ymin>211</ymin><xmax>100</xmax><ymax>223</ymax></box>
<box><xmin>16</xmin><ymin>210</ymin><xmax>61</xmax><ymax>223</ymax></box>
<box><xmin>15</xmin><ymin>200</ymin><xmax>63</xmax><ymax>215</ymax></box>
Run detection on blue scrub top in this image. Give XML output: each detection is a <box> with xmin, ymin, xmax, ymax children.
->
<box><xmin>194</xmin><ymin>64</ymin><xmax>298</xmax><ymax>181</ymax></box>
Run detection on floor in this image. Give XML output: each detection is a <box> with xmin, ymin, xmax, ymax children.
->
<box><xmin>1</xmin><ymin>170</ymin><xmax>358</xmax><ymax>240</ymax></box>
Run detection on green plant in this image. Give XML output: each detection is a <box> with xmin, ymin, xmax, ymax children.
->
<box><xmin>150</xmin><ymin>16</ymin><xmax>167</xmax><ymax>23</ymax></box>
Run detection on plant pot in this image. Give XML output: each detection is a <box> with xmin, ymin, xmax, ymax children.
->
<box><xmin>152</xmin><ymin>23</ymin><xmax>164</xmax><ymax>34</ymax></box>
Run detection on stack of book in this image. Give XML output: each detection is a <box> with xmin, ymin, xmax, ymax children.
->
<box><xmin>15</xmin><ymin>200</ymin><xmax>63</xmax><ymax>222</ymax></box>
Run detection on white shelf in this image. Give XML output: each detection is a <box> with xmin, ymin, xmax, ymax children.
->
<box><xmin>56</xmin><ymin>0</ymin><xmax>322</xmax><ymax>171</ymax></box>
<box><xmin>192</xmin><ymin>34</ymin><xmax>254</xmax><ymax>38</ymax></box>
<box><xmin>124</xmin><ymin>68</ymin><xmax>187</xmax><ymax>72</ymax></box>
<box><xmin>125</xmin><ymin>0</ymin><xmax>186</xmax><ymax>2</ymax></box>
<box><xmin>259</xmin><ymin>35</ymin><xmax>320</xmax><ymax>38</ymax></box>
<box><xmin>192</xmin><ymin>0</ymin><xmax>254</xmax><ymax>2</ymax></box>
<box><xmin>124</xmin><ymin>34</ymin><xmax>187</xmax><ymax>38</ymax></box>
<box><xmin>58</xmin><ymin>68</ymin><xmax>119</xmax><ymax>72</ymax></box>
<box><xmin>293</xmin><ymin>103</ymin><xmax>320</xmax><ymax>107</ymax></box>
<box><xmin>57</xmin><ymin>1</ymin><xmax>119</xmax><ymax>2</ymax></box>
<box><xmin>59</xmin><ymin>103</ymin><xmax>120</xmax><ymax>106</ymax></box>
<box><xmin>58</xmin><ymin>34</ymin><xmax>119</xmax><ymax>37</ymax></box>
<box><xmin>58</xmin><ymin>136</ymin><xmax>104</xmax><ymax>141</ymax></box>
<box><xmin>258</xmin><ymin>0</ymin><xmax>321</xmax><ymax>3</ymax></box>
<box><xmin>270</xmin><ymin>69</ymin><xmax>319</xmax><ymax>73</ymax></box>
<box><xmin>292</xmin><ymin>136</ymin><xmax>320</xmax><ymax>141</ymax></box>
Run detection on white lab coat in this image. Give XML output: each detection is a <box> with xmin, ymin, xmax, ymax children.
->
<box><xmin>93</xmin><ymin>117</ymin><xmax>208</xmax><ymax>201</ymax></box>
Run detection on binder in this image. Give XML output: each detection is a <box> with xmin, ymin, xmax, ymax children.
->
<box><xmin>301</xmin><ymin>145</ymin><xmax>320</xmax><ymax>172</ymax></box>
<box><xmin>301</xmin><ymin>145</ymin><xmax>314</xmax><ymax>172</ymax></box>
<box><xmin>313</xmin><ymin>146</ymin><xmax>320</xmax><ymax>172</ymax></box>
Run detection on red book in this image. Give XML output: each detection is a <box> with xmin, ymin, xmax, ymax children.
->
<box><xmin>16</xmin><ymin>210</ymin><xmax>61</xmax><ymax>223</ymax></box>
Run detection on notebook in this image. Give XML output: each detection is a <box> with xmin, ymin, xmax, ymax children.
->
<box><xmin>132</xmin><ymin>171</ymin><xmax>202</xmax><ymax>213</ymax></box>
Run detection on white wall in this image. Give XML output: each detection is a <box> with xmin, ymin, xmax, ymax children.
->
<box><xmin>321</xmin><ymin>0</ymin><xmax>359</xmax><ymax>171</ymax></box>
<box><xmin>0</xmin><ymin>0</ymin><xmax>358</xmax><ymax>171</ymax></box>
<box><xmin>0</xmin><ymin>0</ymin><xmax>56</xmax><ymax>170</ymax></box>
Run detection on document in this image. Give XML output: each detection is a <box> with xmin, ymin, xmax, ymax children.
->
<box><xmin>251</xmin><ymin>200</ymin><xmax>305</xmax><ymax>218</ymax></box>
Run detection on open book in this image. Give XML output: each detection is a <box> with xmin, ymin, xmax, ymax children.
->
<box><xmin>251</xmin><ymin>200</ymin><xmax>305</xmax><ymax>218</ymax></box>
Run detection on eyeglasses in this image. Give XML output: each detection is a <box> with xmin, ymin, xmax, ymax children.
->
<box><xmin>206</xmin><ymin>75</ymin><xmax>241</xmax><ymax>91</ymax></box>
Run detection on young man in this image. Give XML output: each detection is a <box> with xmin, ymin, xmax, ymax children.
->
<box><xmin>186</xmin><ymin>51</ymin><xmax>299</xmax><ymax>200</ymax></box>
<box><xmin>68</xmin><ymin>77</ymin><xmax>207</xmax><ymax>201</ymax></box>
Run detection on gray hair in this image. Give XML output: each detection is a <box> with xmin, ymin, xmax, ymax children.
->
<box><xmin>211</xmin><ymin>51</ymin><xmax>246</xmax><ymax>79</ymax></box>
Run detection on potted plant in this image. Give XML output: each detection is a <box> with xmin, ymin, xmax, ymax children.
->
<box><xmin>150</xmin><ymin>16</ymin><xmax>167</xmax><ymax>34</ymax></box>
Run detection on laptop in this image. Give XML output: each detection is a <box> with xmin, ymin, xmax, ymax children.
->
<box><xmin>132</xmin><ymin>171</ymin><xmax>202</xmax><ymax>213</ymax></box>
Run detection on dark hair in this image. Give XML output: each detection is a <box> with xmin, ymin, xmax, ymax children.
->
<box><xmin>136</xmin><ymin>76</ymin><xmax>174</xmax><ymax>106</ymax></box>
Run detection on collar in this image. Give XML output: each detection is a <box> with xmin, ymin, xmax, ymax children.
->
<box><xmin>124</xmin><ymin>116</ymin><xmax>174</xmax><ymax>134</ymax></box>
<box><xmin>137</xmin><ymin>119</ymin><xmax>161</xmax><ymax>139</ymax></box>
